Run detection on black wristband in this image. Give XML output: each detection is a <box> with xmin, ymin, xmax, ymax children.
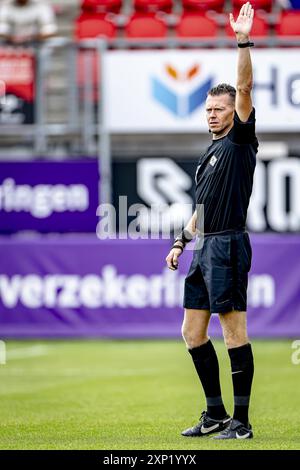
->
<box><xmin>172</xmin><ymin>244</ymin><xmax>184</xmax><ymax>252</ymax></box>
<box><xmin>237</xmin><ymin>41</ymin><xmax>254</xmax><ymax>48</ymax></box>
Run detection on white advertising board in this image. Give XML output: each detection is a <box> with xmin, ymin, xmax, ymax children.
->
<box><xmin>103</xmin><ymin>49</ymin><xmax>300</xmax><ymax>133</ymax></box>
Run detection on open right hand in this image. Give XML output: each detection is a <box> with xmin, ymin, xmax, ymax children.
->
<box><xmin>229</xmin><ymin>2</ymin><xmax>254</xmax><ymax>38</ymax></box>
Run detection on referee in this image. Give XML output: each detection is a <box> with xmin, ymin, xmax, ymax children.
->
<box><xmin>166</xmin><ymin>2</ymin><xmax>257</xmax><ymax>439</ymax></box>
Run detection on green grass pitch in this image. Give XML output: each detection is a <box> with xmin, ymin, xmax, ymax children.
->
<box><xmin>0</xmin><ymin>339</ymin><xmax>299</xmax><ymax>450</ymax></box>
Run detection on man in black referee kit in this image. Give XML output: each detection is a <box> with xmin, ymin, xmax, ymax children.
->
<box><xmin>166</xmin><ymin>2</ymin><xmax>257</xmax><ymax>439</ymax></box>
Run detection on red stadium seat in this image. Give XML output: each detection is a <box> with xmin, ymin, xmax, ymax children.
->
<box><xmin>134</xmin><ymin>0</ymin><xmax>173</xmax><ymax>14</ymax></box>
<box><xmin>75</xmin><ymin>14</ymin><xmax>116</xmax><ymax>102</ymax></box>
<box><xmin>80</xmin><ymin>0</ymin><xmax>122</xmax><ymax>14</ymax></box>
<box><xmin>182</xmin><ymin>0</ymin><xmax>225</xmax><ymax>13</ymax></box>
<box><xmin>125</xmin><ymin>13</ymin><xmax>168</xmax><ymax>38</ymax></box>
<box><xmin>231</xmin><ymin>0</ymin><xmax>273</xmax><ymax>13</ymax></box>
<box><xmin>176</xmin><ymin>13</ymin><xmax>218</xmax><ymax>37</ymax></box>
<box><xmin>225</xmin><ymin>14</ymin><xmax>269</xmax><ymax>37</ymax></box>
<box><xmin>275</xmin><ymin>11</ymin><xmax>300</xmax><ymax>36</ymax></box>
<box><xmin>74</xmin><ymin>13</ymin><xmax>117</xmax><ymax>39</ymax></box>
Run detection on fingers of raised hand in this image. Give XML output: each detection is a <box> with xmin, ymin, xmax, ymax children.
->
<box><xmin>240</xmin><ymin>2</ymin><xmax>253</xmax><ymax>20</ymax></box>
<box><xmin>240</xmin><ymin>2</ymin><xmax>247</xmax><ymax>16</ymax></box>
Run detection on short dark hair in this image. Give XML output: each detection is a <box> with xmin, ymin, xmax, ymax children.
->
<box><xmin>207</xmin><ymin>83</ymin><xmax>236</xmax><ymax>102</ymax></box>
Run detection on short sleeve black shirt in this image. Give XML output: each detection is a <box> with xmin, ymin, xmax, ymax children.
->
<box><xmin>195</xmin><ymin>108</ymin><xmax>258</xmax><ymax>233</ymax></box>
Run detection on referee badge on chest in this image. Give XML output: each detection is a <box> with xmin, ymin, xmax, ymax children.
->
<box><xmin>209</xmin><ymin>155</ymin><xmax>218</xmax><ymax>167</ymax></box>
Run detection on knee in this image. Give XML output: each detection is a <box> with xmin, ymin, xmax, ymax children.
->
<box><xmin>223</xmin><ymin>329</ymin><xmax>249</xmax><ymax>349</ymax></box>
<box><xmin>181</xmin><ymin>324</ymin><xmax>209</xmax><ymax>349</ymax></box>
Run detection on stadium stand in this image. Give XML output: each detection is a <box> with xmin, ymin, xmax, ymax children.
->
<box><xmin>71</xmin><ymin>0</ymin><xmax>300</xmax><ymax>40</ymax></box>
<box><xmin>176</xmin><ymin>12</ymin><xmax>218</xmax><ymax>37</ymax></box>
<box><xmin>74</xmin><ymin>12</ymin><xmax>117</xmax><ymax>38</ymax></box>
<box><xmin>125</xmin><ymin>12</ymin><xmax>168</xmax><ymax>37</ymax></box>
<box><xmin>275</xmin><ymin>10</ymin><xmax>300</xmax><ymax>35</ymax></box>
<box><xmin>182</xmin><ymin>0</ymin><xmax>225</xmax><ymax>13</ymax></box>
<box><xmin>134</xmin><ymin>0</ymin><xmax>173</xmax><ymax>13</ymax></box>
<box><xmin>43</xmin><ymin>0</ymin><xmax>300</xmax><ymax>41</ymax></box>
<box><xmin>231</xmin><ymin>0</ymin><xmax>273</xmax><ymax>12</ymax></box>
<box><xmin>80</xmin><ymin>0</ymin><xmax>123</xmax><ymax>14</ymax></box>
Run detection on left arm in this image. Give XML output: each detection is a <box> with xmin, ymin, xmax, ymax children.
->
<box><xmin>230</xmin><ymin>2</ymin><xmax>254</xmax><ymax>122</ymax></box>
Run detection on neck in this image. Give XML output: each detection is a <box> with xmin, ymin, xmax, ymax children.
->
<box><xmin>212</xmin><ymin>121</ymin><xmax>234</xmax><ymax>140</ymax></box>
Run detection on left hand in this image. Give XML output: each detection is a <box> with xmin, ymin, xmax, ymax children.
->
<box><xmin>165</xmin><ymin>246</ymin><xmax>183</xmax><ymax>271</ymax></box>
<box><xmin>229</xmin><ymin>2</ymin><xmax>254</xmax><ymax>38</ymax></box>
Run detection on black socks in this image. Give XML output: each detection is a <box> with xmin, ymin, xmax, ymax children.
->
<box><xmin>188</xmin><ymin>340</ymin><xmax>254</xmax><ymax>425</ymax></box>
<box><xmin>228</xmin><ymin>343</ymin><xmax>254</xmax><ymax>426</ymax></box>
<box><xmin>188</xmin><ymin>340</ymin><xmax>227</xmax><ymax>420</ymax></box>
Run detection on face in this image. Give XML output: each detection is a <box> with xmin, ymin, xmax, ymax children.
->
<box><xmin>206</xmin><ymin>94</ymin><xmax>235</xmax><ymax>137</ymax></box>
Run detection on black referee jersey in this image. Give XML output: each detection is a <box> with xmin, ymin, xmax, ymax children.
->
<box><xmin>195</xmin><ymin>108</ymin><xmax>258</xmax><ymax>234</ymax></box>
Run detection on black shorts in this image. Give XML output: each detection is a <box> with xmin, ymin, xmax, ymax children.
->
<box><xmin>183</xmin><ymin>230</ymin><xmax>252</xmax><ymax>313</ymax></box>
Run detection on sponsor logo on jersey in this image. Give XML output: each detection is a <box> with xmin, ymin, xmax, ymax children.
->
<box><xmin>209</xmin><ymin>155</ymin><xmax>218</xmax><ymax>167</ymax></box>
